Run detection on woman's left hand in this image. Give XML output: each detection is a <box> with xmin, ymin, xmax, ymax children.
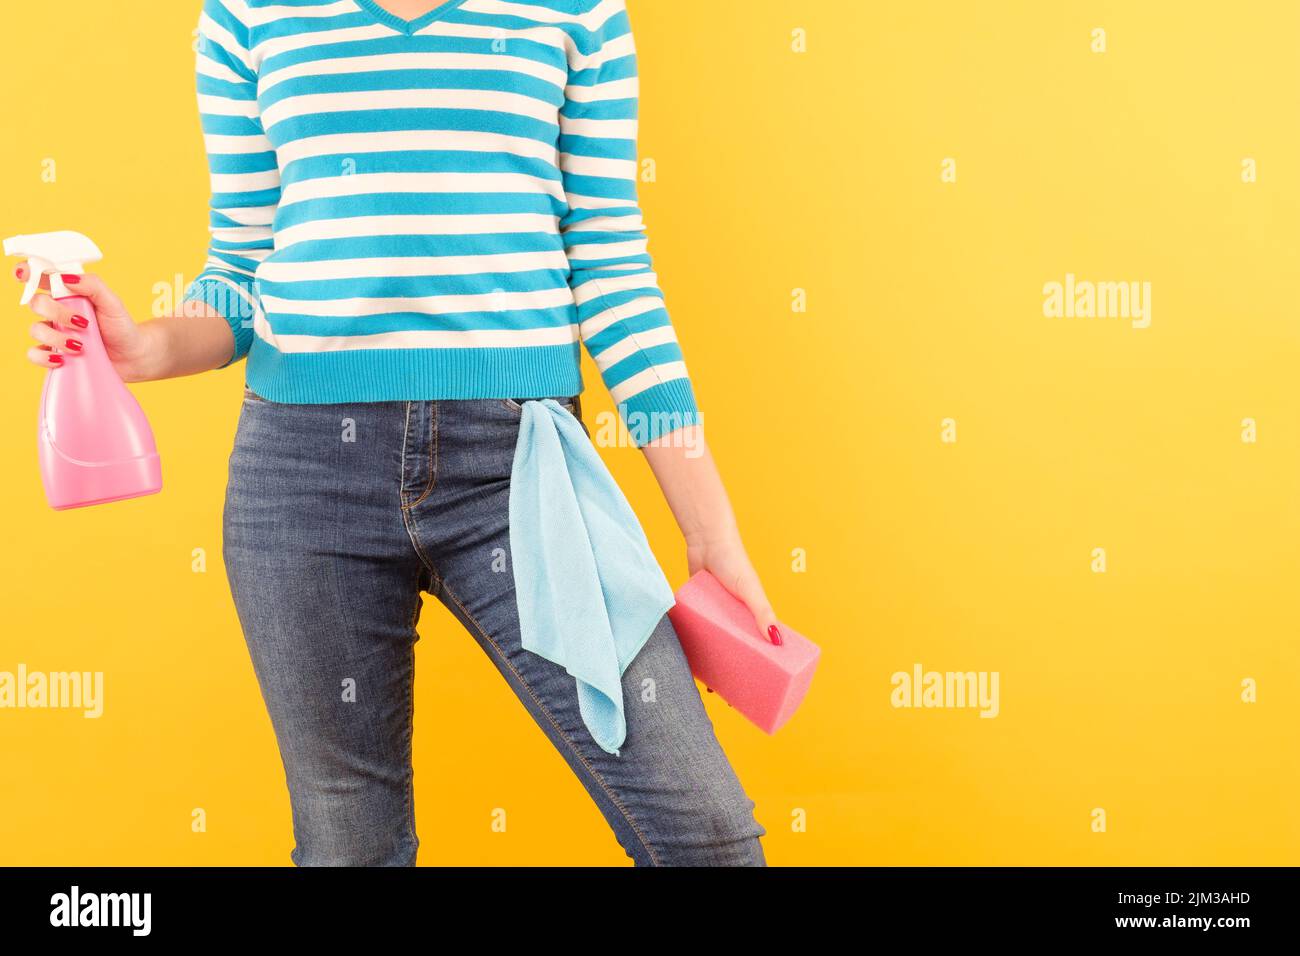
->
<box><xmin>687</xmin><ymin>531</ymin><xmax>782</xmax><ymax>645</ymax></box>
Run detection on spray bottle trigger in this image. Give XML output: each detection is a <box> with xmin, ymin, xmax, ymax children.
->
<box><xmin>47</xmin><ymin>267</ymin><xmax>80</xmax><ymax>302</ymax></box>
<box><xmin>4</xmin><ymin>232</ymin><xmax>100</xmax><ymax>306</ymax></box>
<box><xmin>17</xmin><ymin>257</ymin><xmax>49</xmax><ymax>306</ymax></box>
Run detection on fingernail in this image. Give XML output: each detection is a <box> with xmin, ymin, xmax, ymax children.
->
<box><xmin>768</xmin><ymin>625</ymin><xmax>783</xmax><ymax>646</ymax></box>
<box><xmin>705</xmin><ymin>687</ymin><xmax>714</xmax><ymax>693</ymax></box>
<box><xmin>71</xmin><ymin>315</ymin><xmax>88</xmax><ymax>329</ymax></box>
<box><xmin>48</xmin><ymin>354</ymin><xmax>63</xmax><ymax>367</ymax></box>
<box><xmin>61</xmin><ymin>274</ymin><xmax>81</xmax><ymax>284</ymax></box>
<box><xmin>65</xmin><ymin>339</ymin><xmax>83</xmax><ymax>352</ymax></box>
<box><xmin>14</xmin><ymin>267</ymin><xmax>23</xmax><ymax>279</ymax></box>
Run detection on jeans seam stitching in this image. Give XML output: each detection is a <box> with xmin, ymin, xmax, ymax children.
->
<box><xmin>403</xmin><ymin>562</ymin><xmax>424</xmax><ymax>855</ymax></box>
<box><xmin>404</xmin><ymin>638</ymin><xmax>417</xmax><ymax>853</ymax></box>
<box><xmin>400</xmin><ymin>507</ymin><xmax>443</xmax><ymax>591</ymax></box>
<box><xmin>399</xmin><ymin>402</ymin><xmax>413</xmax><ymax>508</ymax></box>
<box><xmin>437</xmin><ymin>580</ymin><xmax>662</xmax><ymax>866</ymax></box>
<box><xmin>407</xmin><ymin>401</ymin><xmax>438</xmax><ymax>509</ymax></box>
<box><xmin>397</xmin><ymin>406</ymin><xmax>442</xmax><ymax>584</ymax></box>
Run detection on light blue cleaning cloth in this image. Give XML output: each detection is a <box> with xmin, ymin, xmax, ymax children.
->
<box><xmin>509</xmin><ymin>399</ymin><xmax>675</xmax><ymax>755</ymax></box>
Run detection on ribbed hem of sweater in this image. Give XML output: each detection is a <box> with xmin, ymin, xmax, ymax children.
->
<box><xmin>241</xmin><ymin>339</ymin><xmax>699</xmax><ymax>446</ymax></box>
<box><xmin>245</xmin><ymin>337</ymin><xmax>584</xmax><ymax>405</ymax></box>
<box><xmin>184</xmin><ymin>275</ymin><xmax>256</xmax><ymax>368</ymax></box>
<box><xmin>617</xmin><ymin>379</ymin><xmax>701</xmax><ymax>445</ymax></box>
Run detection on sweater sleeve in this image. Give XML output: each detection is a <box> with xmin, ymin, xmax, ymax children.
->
<box><xmin>185</xmin><ymin>0</ymin><xmax>280</xmax><ymax>366</ymax></box>
<box><xmin>560</xmin><ymin>0</ymin><xmax>700</xmax><ymax>445</ymax></box>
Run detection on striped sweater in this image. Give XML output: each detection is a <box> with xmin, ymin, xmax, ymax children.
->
<box><xmin>188</xmin><ymin>0</ymin><xmax>696</xmax><ymax>443</ymax></box>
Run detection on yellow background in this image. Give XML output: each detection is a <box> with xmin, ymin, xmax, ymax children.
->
<box><xmin>1</xmin><ymin>0</ymin><xmax>1297</xmax><ymax>865</ymax></box>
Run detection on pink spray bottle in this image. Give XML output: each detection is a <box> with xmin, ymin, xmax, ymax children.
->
<box><xmin>5</xmin><ymin>231</ymin><xmax>162</xmax><ymax>510</ymax></box>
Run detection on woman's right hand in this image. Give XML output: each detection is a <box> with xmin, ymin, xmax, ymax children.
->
<box><xmin>18</xmin><ymin>267</ymin><xmax>159</xmax><ymax>381</ymax></box>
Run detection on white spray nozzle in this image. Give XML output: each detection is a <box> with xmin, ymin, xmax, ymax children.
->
<box><xmin>3</xmin><ymin>231</ymin><xmax>102</xmax><ymax>305</ymax></box>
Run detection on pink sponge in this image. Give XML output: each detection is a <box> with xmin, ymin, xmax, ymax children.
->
<box><xmin>668</xmin><ymin>570</ymin><xmax>819</xmax><ymax>734</ymax></box>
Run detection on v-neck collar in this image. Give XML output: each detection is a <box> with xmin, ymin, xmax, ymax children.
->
<box><xmin>353</xmin><ymin>0</ymin><xmax>466</xmax><ymax>36</ymax></box>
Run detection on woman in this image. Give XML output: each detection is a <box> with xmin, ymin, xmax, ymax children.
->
<box><xmin>20</xmin><ymin>0</ymin><xmax>775</xmax><ymax>866</ymax></box>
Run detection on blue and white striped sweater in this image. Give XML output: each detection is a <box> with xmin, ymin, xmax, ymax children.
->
<box><xmin>187</xmin><ymin>0</ymin><xmax>697</xmax><ymax>443</ymax></box>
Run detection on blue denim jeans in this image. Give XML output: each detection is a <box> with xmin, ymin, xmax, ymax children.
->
<box><xmin>222</xmin><ymin>389</ymin><xmax>766</xmax><ymax>866</ymax></box>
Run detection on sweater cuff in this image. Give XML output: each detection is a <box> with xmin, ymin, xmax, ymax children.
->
<box><xmin>617</xmin><ymin>378</ymin><xmax>701</xmax><ymax>446</ymax></box>
<box><xmin>183</xmin><ymin>273</ymin><xmax>258</xmax><ymax>367</ymax></box>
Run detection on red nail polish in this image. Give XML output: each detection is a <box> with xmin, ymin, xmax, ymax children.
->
<box><xmin>49</xmin><ymin>354</ymin><xmax>64</xmax><ymax>367</ymax></box>
<box><xmin>65</xmin><ymin>339</ymin><xmax>83</xmax><ymax>352</ymax></box>
<box><xmin>71</xmin><ymin>315</ymin><xmax>88</xmax><ymax>329</ymax></box>
<box><xmin>768</xmin><ymin>625</ymin><xmax>783</xmax><ymax>646</ymax></box>
<box><xmin>705</xmin><ymin>687</ymin><xmax>714</xmax><ymax>693</ymax></box>
<box><xmin>14</xmin><ymin>267</ymin><xmax>23</xmax><ymax>279</ymax></box>
<box><xmin>61</xmin><ymin>274</ymin><xmax>81</xmax><ymax>284</ymax></box>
